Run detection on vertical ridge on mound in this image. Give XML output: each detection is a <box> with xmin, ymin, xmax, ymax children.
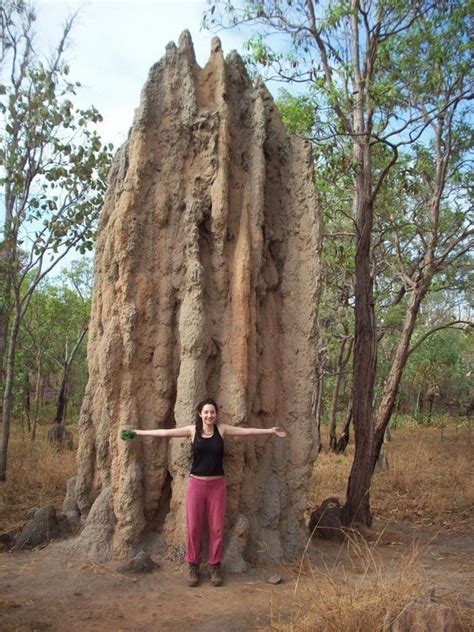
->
<box><xmin>73</xmin><ymin>31</ymin><xmax>322</xmax><ymax>562</ymax></box>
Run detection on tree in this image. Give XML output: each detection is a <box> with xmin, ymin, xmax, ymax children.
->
<box><xmin>18</xmin><ymin>259</ymin><xmax>92</xmax><ymax>439</ymax></box>
<box><xmin>204</xmin><ymin>0</ymin><xmax>473</xmax><ymax>526</ymax></box>
<box><xmin>18</xmin><ymin>279</ymin><xmax>58</xmax><ymax>437</ymax></box>
<box><xmin>51</xmin><ymin>260</ymin><xmax>92</xmax><ymax>428</ymax></box>
<box><xmin>0</xmin><ymin>1</ymin><xmax>113</xmax><ymax>480</ymax></box>
<box><xmin>402</xmin><ymin>325</ymin><xmax>472</xmax><ymax>419</ymax></box>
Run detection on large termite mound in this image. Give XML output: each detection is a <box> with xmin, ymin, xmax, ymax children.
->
<box><xmin>70</xmin><ymin>32</ymin><xmax>322</xmax><ymax>565</ymax></box>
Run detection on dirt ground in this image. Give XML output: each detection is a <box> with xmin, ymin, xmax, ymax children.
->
<box><xmin>1</xmin><ymin>521</ymin><xmax>472</xmax><ymax>632</ymax></box>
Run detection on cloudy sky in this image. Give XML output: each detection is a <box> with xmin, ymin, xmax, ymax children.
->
<box><xmin>35</xmin><ymin>0</ymin><xmax>249</xmax><ymax>147</ymax></box>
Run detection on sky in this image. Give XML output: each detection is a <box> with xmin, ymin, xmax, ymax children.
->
<box><xmin>34</xmin><ymin>0</ymin><xmax>249</xmax><ymax>147</ymax></box>
<box><xmin>1</xmin><ymin>1</ymin><xmax>253</xmax><ymax>274</ymax></box>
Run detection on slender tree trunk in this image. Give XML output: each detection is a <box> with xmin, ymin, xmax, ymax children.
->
<box><xmin>329</xmin><ymin>338</ymin><xmax>346</xmax><ymax>450</ymax></box>
<box><xmin>55</xmin><ymin>377</ymin><xmax>67</xmax><ymax>425</ymax></box>
<box><xmin>335</xmin><ymin>403</ymin><xmax>352</xmax><ymax>453</ymax></box>
<box><xmin>0</xmin><ymin>304</ymin><xmax>9</xmax><ymax>389</ymax></box>
<box><xmin>341</xmin><ymin>188</ymin><xmax>376</xmax><ymax>525</ymax></box>
<box><xmin>315</xmin><ymin>373</ymin><xmax>324</xmax><ymax>447</ymax></box>
<box><xmin>54</xmin><ymin>343</ymin><xmax>69</xmax><ymax>426</ymax></box>
<box><xmin>31</xmin><ymin>360</ymin><xmax>42</xmax><ymax>442</ymax></box>
<box><xmin>329</xmin><ymin>335</ymin><xmax>352</xmax><ymax>450</ymax></box>
<box><xmin>0</xmin><ymin>306</ymin><xmax>21</xmax><ymax>481</ymax></box>
<box><xmin>0</xmin><ymin>184</ymin><xmax>15</xmax><ymax>397</ymax></box>
<box><xmin>341</xmin><ymin>5</ymin><xmax>376</xmax><ymax>525</ymax></box>
<box><xmin>53</xmin><ymin>327</ymin><xmax>87</xmax><ymax>425</ymax></box>
<box><xmin>373</xmin><ymin>285</ymin><xmax>429</xmax><ymax>463</ymax></box>
<box><xmin>427</xmin><ymin>397</ymin><xmax>435</xmax><ymax>423</ymax></box>
<box><xmin>416</xmin><ymin>389</ymin><xmax>424</xmax><ymax>416</ymax></box>
<box><xmin>24</xmin><ymin>371</ymin><xmax>31</xmax><ymax>433</ymax></box>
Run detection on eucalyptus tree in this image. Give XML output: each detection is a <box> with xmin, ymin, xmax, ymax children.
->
<box><xmin>204</xmin><ymin>0</ymin><xmax>473</xmax><ymax>526</ymax></box>
<box><xmin>0</xmin><ymin>1</ymin><xmax>113</xmax><ymax>480</ymax></box>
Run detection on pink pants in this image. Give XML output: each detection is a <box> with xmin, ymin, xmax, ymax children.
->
<box><xmin>185</xmin><ymin>476</ymin><xmax>227</xmax><ymax>565</ymax></box>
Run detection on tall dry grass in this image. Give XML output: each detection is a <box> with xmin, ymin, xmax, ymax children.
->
<box><xmin>0</xmin><ymin>425</ymin><xmax>77</xmax><ymax>531</ymax></box>
<box><xmin>281</xmin><ymin>420</ymin><xmax>474</xmax><ymax>632</ymax></box>
<box><xmin>266</xmin><ymin>538</ymin><xmax>425</xmax><ymax>632</ymax></box>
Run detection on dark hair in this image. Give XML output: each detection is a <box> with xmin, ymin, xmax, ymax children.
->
<box><xmin>195</xmin><ymin>398</ymin><xmax>219</xmax><ymax>438</ymax></box>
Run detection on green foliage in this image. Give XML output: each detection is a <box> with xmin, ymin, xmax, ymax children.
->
<box><xmin>204</xmin><ymin>0</ymin><xmax>473</xmax><ymax>425</ymax></box>
<box><xmin>0</xmin><ymin>1</ymin><xmax>114</xmax><ymax>268</ymax></box>
<box><xmin>405</xmin><ymin>327</ymin><xmax>472</xmax><ymax>404</ymax></box>
<box><xmin>276</xmin><ymin>89</ymin><xmax>315</xmax><ymax>137</ymax></box>
<box><xmin>121</xmin><ymin>429</ymin><xmax>137</xmax><ymax>442</ymax></box>
<box><xmin>0</xmin><ymin>1</ymin><xmax>111</xmax><ymax>476</ymax></box>
<box><xmin>15</xmin><ymin>259</ymin><xmax>93</xmax><ymax>423</ymax></box>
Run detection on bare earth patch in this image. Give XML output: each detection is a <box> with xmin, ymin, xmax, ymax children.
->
<box><xmin>0</xmin><ymin>523</ymin><xmax>472</xmax><ymax>631</ymax></box>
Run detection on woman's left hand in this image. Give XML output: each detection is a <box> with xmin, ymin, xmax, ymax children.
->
<box><xmin>272</xmin><ymin>427</ymin><xmax>287</xmax><ymax>438</ymax></box>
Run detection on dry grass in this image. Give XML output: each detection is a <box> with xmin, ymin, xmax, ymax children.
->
<box><xmin>264</xmin><ymin>533</ymin><xmax>473</xmax><ymax>632</ymax></box>
<box><xmin>264</xmin><ymin>536</ymin><xmax>426</xmax><ymax>632</ymax></box>
<box><xmin>309</xmin><ymin>420</ymin><xmax>473</xmax><ymax>531</ymax></box>
<box><xmin>280</xmin><ymin>420</ymin><xmax>474</xmax><ymax>631</ymax></box>
<box><xmin>0</xmin><ymin>418</ymin><xmax>472</xmax><ymax>631</ymax></box>
<box><xmin>0</xmin><ymin>425</ymin><xmax>77</xmax><ymax>531</ymax></box>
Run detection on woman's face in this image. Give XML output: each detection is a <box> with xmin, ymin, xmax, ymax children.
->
<box><xmin>199</xmin><ymin>404</ymin><xmax>217</xmax><ymax>426</ymax></box>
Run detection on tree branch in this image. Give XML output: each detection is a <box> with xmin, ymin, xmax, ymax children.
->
<box><xmin>408</xmin><ymin>320</ymin><xmax>473</xmax><ymax>357</ymax></box>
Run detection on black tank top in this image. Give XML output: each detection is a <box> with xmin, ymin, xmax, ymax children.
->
<box><xmin>191</xmin><ymin>426</ymin><xmax>224</xmax><ymax>477</ymax></box>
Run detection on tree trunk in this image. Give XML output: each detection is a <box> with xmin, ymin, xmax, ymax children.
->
<box><xmin>314</xmin><ymin>341</ymin><xmax>327</xmax><ymax>449</ymax></box>
<box><xmin>24</xmin><ymin>371</ymin><xmax>31</xmax><ymax>433</ymax></box>
<box><xmin>341</xmin><ymin>192</ymin><xmax>376</xmax><ymax>526</ymax></box>
<box><xmin>416</xmin><ymin>389</ymin><xmax>424</xmax><ymax>416</ymax></box>
<box><xmin>0</xmin><ymin>305</ymin><xmax>9</xmax><ymax>391</ymax></box>
<box><xmin>0</xmin><ymin>183</ymin><xmax>15</xmax><ymax>398</ymax></box>
<box><xmin>340</xmin><ymin>5</ymin><xmax>376</xmax><ymax>525</ymax></box>
<box><xmin>335</xmin><ymin>403</ymin><xmax>352</xmax><ymax>453</ymax></box>
<box><xmin>329</xmin><ymin>335</ymin><xmax>352</xmax><ymax>451</ymax></box>
<box><xmin>427</xmin><ymin>397</ymin><xmax>435</xmax><ymax>423</ymax></box>
<box><xmin>54</xmin><ymin>377</ymin><xmax>67</xmax><ymax>425</ymax></box>
<box><xmin>31</xmin><ymin>360</ymin><xmax>42</xmax><ymax>442</ymax></box>
<box><xmin>53</xmin><ymin>328</ymin><xmax>87</xmax><ymax>426</ymax></box>
<box><xmin>373</xmin><ymin>284</ymin><xmax>429</xmax><ymax>465</ymax></box>
<box><xmin>0</xmin><ymin>306</ymin><xmax>21</xmax><ymax>481</ymax></box>
<box><xmin>315</xmin><ymin>372</ymin><xmax>324</xmax><ymax>450</ymax></box>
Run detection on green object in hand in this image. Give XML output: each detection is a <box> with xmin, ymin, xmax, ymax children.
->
<box><xmin>121</xmin><ymin>429</ymin><xmax>137</xmax><ymax>441</ymax></box>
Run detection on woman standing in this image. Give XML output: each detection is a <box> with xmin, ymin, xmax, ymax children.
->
<box><xmin>121</xmin><ymin>398</ymin><xmax>287</xmax><ymax>587</ymax></box>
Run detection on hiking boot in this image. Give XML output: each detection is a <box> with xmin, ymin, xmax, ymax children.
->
<box><xmin>210</xmin><ymin>563</ymin><xmax>223</xmax><ymax>587</ymax></box>
<box><xmin>187</xmin><ymin>563</ymin><xmax>199</xmax><ymax>587</ymax></box>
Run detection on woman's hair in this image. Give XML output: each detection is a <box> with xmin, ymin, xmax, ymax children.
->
<box><xmin>194</xmin><ymin>398</ymin><xmax>219</xmax><ymax>438</ymax></box>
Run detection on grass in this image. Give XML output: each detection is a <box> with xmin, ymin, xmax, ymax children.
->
<box><xmin>309</xmin><ymin>419</ymin><xmax>473</xmax><ymax>532</ymax></box>
<box><xmin>265</xmin><ymin>539</ymin><xmax>425</xmax><ymax>632</ymax></box>
<box><xmin>0</xmin><ymin>417</ymin><xmax>472</xmax><ymax>631</ymax></box>
<box><xmin>2</xmin><ymin>417</ymin><xmax>471</xmax><ymax>533</ymax></box>
<box><xmin>281</xmin><ymin>419</ymin><xmax>474</xmax><ymax>632</ymax></box>
<box><xmin>0</xmin><ymin>424</ymin><xmax>77</xmax><ymax>532</ymax></box>
<box><xmin>264</xmin><ymin>532</ymin><xmax>473</xmax><ymax>632</ymax></box>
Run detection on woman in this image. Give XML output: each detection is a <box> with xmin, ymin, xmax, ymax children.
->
<box><xmin>121</xmin><ymin>398</ymin><xmax>287</xmax><ymax>587</ymax></box>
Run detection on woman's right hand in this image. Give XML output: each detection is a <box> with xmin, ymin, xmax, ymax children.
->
<box><xmin>121</xmin><ymin>429</ymin><xmax>137</xmax><ymax>441</ymax></box>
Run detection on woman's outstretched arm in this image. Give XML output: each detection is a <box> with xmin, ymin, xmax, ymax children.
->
<box><xmin>121</xmin><ymin>425</ymin><xmax>194</xmax><ymax>441</ymax></box>
<box><xmin>220</xmin><ymin>425</ymin><xmax>286</xmax><ymax>438</ymax></box>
